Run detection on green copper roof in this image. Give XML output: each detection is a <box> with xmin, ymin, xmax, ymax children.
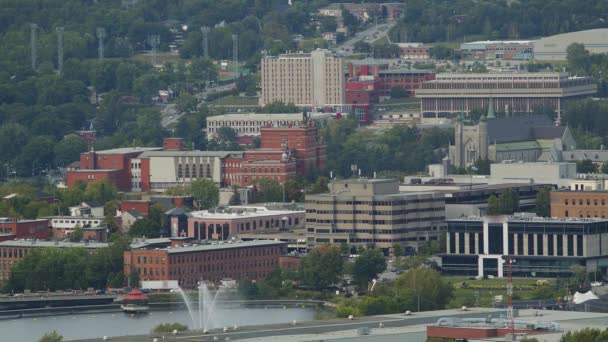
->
<box><xmin>487</xmin><ymin>97</ymin><xmax>496</xmax><ymax>119</ymax></box>
<box><xmin>495</xmin><ymin>140</ymin><xmax>540</xmax><ymax>152</ymax></box>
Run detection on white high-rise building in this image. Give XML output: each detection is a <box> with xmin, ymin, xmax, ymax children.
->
<box><xmin>260</xmin><ymin>49</ymin><xmax>345</xmax><ymax>108</ymax></box>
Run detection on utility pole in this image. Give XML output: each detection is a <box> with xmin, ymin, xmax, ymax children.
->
<box><xmin>149</xmin><ymin>35</ymin><xmax>160</xmax><ymax>66</ymax></box>
<box><xmin>201</xmin><ymin>26</ymin><xmax>210</xmax><ymax>58</ymax></box>
<box><xmin>56</xmin><ymin>27</ymin><xmax>64</xmax><ymax>75</ymax></box>
<box><xmin>506</xmin><ymin>257</ymin><xmax>515</xmax><ymax>333</ymax></box>
<box><xmin>232</xmin><ymin>34</ymin><xmax>238</xmax><ymax>84</ymax></box>
<box><xmin>30</xmin><ymin>23</ymin><xmax>38</xmax><ymax>71</ymax></box>
<box><xmin>97</xmin><ymin>27</ymin><xmax>106</xmax><ymax>62</ymax></box>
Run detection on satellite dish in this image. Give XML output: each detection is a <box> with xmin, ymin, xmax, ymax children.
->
<box><xmin>182</xmin><ymin>25</ymin><xmax>189</xmax><ymax>31</ymax></box>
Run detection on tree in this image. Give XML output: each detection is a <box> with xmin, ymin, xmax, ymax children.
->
<box><xmin>389</xmin><ymin>86</ymin><xmax>408</xmax><ymax>99</ymax></box>
<box><xmin>352</xmin><ymin>249</ymin><xmax>387</xmax><ymax>289</ymax></box>
<box><xmin>487</xmin><ymin>194</ymin><xmax>500</xmax><ymax>215</ymax></box>
<box><xmin>54</xmin><ymin>135</ymin><xmax>88</xmax><ymax>166</ymax></box>
<box><xmin>498</xmin><ymin>190</ymin><xmax>519</xmax><ymax>215</ymax></box>
<box><xmin>228</xmin><ymin>185</ymin><xmax>242</xmax><ymax>205</ymax></box>
<box><xmin>559</xmin><ymin>328</ymin><xmax>608</xmax><ymax>342</ymax></box>
<box><xmin>251</xmin><ymin>178</ymin><xmax>283</xmax><ymax>203</ymax></box>
<box><xmin>84</xmin><ymin>179</ymin><xmax>118</xmax><ymax>204</ymax></box>
<box><xmin>208</xmin><ymin>127</ymin><xmax>239</xmax><ymax>151</ymax></box>
<box><xmin>128</xmin><ymin>266</ymin><xmax>140</xmax><ymax>288</ymax></box>
<box><xmin>38</xmin><ymin>331</ymin><xmax>63</xmax><ymax>342</ymax></box>
<box><xmin>577</xmin><ymin>159</ymin><xmax>598</xmax><ymax>174</ymax></box>
<box><xmin>602</xmin><ymin>161</ymin><xmax>608</xmax><ymax>174</ymax></box>
<box><xmin>567</xmin><ymin>43</ymin><xmax>591</xmax><ymax>76</ymax></box>
<box><xmin>175</xmin><ymin>93</ymin><xmax>198</xmax><ymax>113</ymax></box>
<box><xmin>191</xmin><ymin>178</ymin><xmax>219</xmax><ymax>210</ymax></box>
<box><xmin>353</xmin><ymin>40</ymin><xmax>371</xmax><ymax>53</ymax></box>
<box><xmin>395</xmin><ymin>268</ymin><xmax>453</xmax><ymax>311</ymax></box>
<box><xmin>392</xmin><ymin>242</ymin><xmax>403</xmax><ymax>258</ymax></box>
<box><xmin>474</xmin><ymin>158</ymin><xmax>491</xmax><ymax>175</ymax></box>
<box><xmin>128</xmin><ymin>218</ymin><xmax>162</xmax><ymax>238</ymax></box>
<box><xmin>69</xmin><ymin>225</ymin><xmax>84</xmax><ymax>242</ymax></box>
<box><xmin>535</xmin><ymin>188</ymin><xmax>551</xmax><ymax>217</ymax></box>
<box><xmin>301</xmin><ymin>245</ymin><xmax>343</xmax><ymax>289</ymax></box>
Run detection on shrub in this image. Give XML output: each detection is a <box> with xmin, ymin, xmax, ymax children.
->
<box><xmin>151</xmin><ymin>323</ymin><xmax>188</xmax><ymax>334</ymax></box>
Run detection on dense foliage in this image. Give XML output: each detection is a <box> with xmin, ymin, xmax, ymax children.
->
<box><xmin>4</xmin><ymin>236</ymin><xmax>130</xmax><ymax>292</ymax></box>
<box><xmin>392</xmin><ymin>0</ymin><xmax>608</xmax><ymax>43</ymax></box>
<box><xmin>323</xmin><ymin>118</ymin><xmax>453</xmax><ymax>177</ymax></box>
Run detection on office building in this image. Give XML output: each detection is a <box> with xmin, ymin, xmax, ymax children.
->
<box><xmin>124</xmin><ymin>239</ymin><xmax>286</xmax><ymax>288</ymax></box>
<box><xmin>0</xmin><ymin>240</ymin><xmax>108</xmax><ymax>283</ymax></box>
<box><xmin>441</xmin><ymin>215</ymin><xmax>608</xmax><ymax>277</ymax></box>
<box><xmin>415</xmin><ymin>72</ymin><xmax>596</xmax><ymax>121</ymax></box>
<box><xmin>260</xmin><ymin>49</ymin><xmax>345</xmax><ymax>108</ymax></box>
<box><xmin>305</xmin><ymin>179</ymin><xmax>445</xmax><ymax>254</ymax></box>
<box><xmin>460</xmin><ymin>40</ymin><xmax>534</xmax><ymax>60</ymax></box>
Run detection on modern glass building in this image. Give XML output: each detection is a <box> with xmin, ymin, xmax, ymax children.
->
<box><xmin>441</xmin><ymin>215</ymin><xmax>608</xmax><ymax>277</ymax></box>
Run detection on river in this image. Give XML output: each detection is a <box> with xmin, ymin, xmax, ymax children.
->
<box><xmin>0</xmin><ymin>306</ymin><xmax>315</xmax><ymax>341</ymax></box>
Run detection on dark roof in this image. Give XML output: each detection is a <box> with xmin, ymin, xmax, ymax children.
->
<box><xmin>126</xmin><ymin>210</ymin><xmax>143</xmax><ymax>219</ymax></box>
<box><xmin>486</xmin><ymin>115</ymin><xmax>560</xmax><ymax>143</ymax></box>
<box><xmin>83</xmin><ymin>201</ymin><xmax>102</xmax><ymax>208</ymax></box>
<box><xmin>532</xmin><ymin>126</ymin><xmax>566</xmax><ymax>140</ymax></box>
<box><xmin>164</xmin><ymin>207</ymin><xmax>188</xmax><ymax>217</ymax></box>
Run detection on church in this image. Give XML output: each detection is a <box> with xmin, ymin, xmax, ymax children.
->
<box><xmin>449</xmin><ymin>99</ymin><xmax>576</xmax><ymax>168</ymax></box>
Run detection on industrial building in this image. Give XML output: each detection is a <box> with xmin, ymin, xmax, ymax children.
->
<box><xmin>441</xmin><ymin>215</ymin><xmax>608</xmax><ymax>277</ymax></box>
<box><xmin>305</xmin><ymin>179</ymin><xmax>445</xmax><ymax>255</ymax></box>
<box><xmin>534</xmin><ymin>28</ymin><xmax>608</xmax><ymax>61</ymax></box>
<box><xmin>124</xmin><ymin>239</ymin><xmax>286</xmax><ymax>288</ymax></box>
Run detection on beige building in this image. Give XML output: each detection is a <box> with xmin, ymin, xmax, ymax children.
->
<box><xmin>304</xmin><ymin>179</ymin><xmax>445</xmax><ymax>255</ymax></box>
<box><xmin>260</xmin><ymin>49</ymin><xmax>345</xmax><ymax>108</ymax></box>
<box><xmin>415</xmin><ymin>72</ymin><xmax>596</xmax><ymax>122</ymax></box>
<box><xmin>534</xmin><ymin>29</ymin><xmax>608</xmax><ymax>61</ymax></box>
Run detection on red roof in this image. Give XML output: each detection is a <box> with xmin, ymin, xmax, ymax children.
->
<box><xmin>123</xmin><ymin>288</ymin><xmax>148</xmax><ymax>301</ymax></box>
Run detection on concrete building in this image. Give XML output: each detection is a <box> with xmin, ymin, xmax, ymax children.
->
<box><xmin>450</xmin><ymin>107</ymin><xmax>576</xmax><ymax>168</ymax></box>
<box><xmin>68</xmin><ymin>201</ymin><xmax>104</xmax><ymax>218</ymax></box>
<box><xmin>305</xmin><ymin>179</ymin><xmax>445</xmax><ymax>254</ymax></box>
<box><xmin>0</xmin><ymin>240</ymin><xmax>108</xmax><ymax>283</ymax></box>
<box><xmin>490</xmin><ymin>162</ymin><xmax>577</xmax><ymax>185</ymax></box>
<box><xmin>207</xmin><ymin>113</ymin><xmax>307</xmax><ymax>142</ymax></box>
<box><xmin>185</xmin><ymin>205</ymin><xmax>305</xmax><ymax>240</ymax></box>
<box><xmin>441</xmin><ymin>215</ymin><xmax>608</xmax><ymax>277</ymax></box>
<box><xmin>124</xmin><ymin>239</ymin><xmax>286</xmax><ymax>288</ymax></box>
<box><xmin>551</xmin><ymin>190</ymin><xmax>608</xmax><ymax>219</ymax></box>
<box><xmin>260</xmin><ymin>49</ymin><xmax>345</xmax><ymax>108</ymax></box>
<box><xmin>534</xmin><ymin>28</ymin><xmax>608</xmax><ymax>61</ymax></box>
<box><xmin>415</xmin><ymin>72</ymin><xmax>596</xmax><ymax>120</ymax></box>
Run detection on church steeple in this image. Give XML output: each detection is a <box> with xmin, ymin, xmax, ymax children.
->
<box><xmin>486</xmin><ymin>97</ymin><xmax>496</xmax><ymax>120</ymax></box>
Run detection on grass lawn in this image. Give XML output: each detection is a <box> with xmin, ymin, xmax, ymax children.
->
<box><xmin>445</xmin><ymin>276</ymin><xmax>555</xmax><ymax>308</ymax></box>
<box><xmin>131</xmin><ymin>52</ymin><xmax>181</xmax><ymax>65</ymax></box>
<box><xmin>209</xmin><ymin>95</ymin><xmax>259</xmax><ymax>106</ymax></box>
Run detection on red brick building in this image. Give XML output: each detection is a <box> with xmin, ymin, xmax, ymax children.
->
<box><xmin>163</xmin><ymin>138</ymin><xmax>185</xmax><ymax>151</ymax></box>
<box><xmin>52</xmin><ymin>226</ymin><xmax>108</xmax><ymax>242</ymax></box>
<box><xmin>259</xmin><ymin>123</ymin><xmax>327</xmax><ymax>175</ymax></box>
<box><xmin>120</xmin><ymin>200</ymin><xmax>152</xmax><ymax>217</ymax></box>
<box><xmin>124</xmin><ymin>240</ymin><xmax>287</xmax><ymax>288</ymax></box>
<box><xmin>0</xmin><ymin>218</ymin><xmax>49</xmax><ymax>240</ymax></box>
<box><xmin>347</xmin><ymin>61</ymin><xmax>435</xmax><ymax>98</ymax></box>
<box><xmin>66</xmin><ymin>147</ymin><xmax>163</xmax><ymax>191</ymax></box>
<box><xmin>0</xmin><ymin>240</ymin><xmax>108</xmax><ymax>284</ymax></box>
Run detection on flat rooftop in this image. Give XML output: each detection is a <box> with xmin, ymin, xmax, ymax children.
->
<box><xmin>165</xmin><ymin>240</ymin><xmax>286</xmax><ymax>254</ymax></box>
<box><xmin>0</xmin><ymin>240</ymin><xmax>108</xmax><ymax>249</ymax></box>
<box><xmin>190</xmin><ymin>206</ymin><xmax>304</xmax><ymax>220</ymax></box>
<box><xmin>94</xmin><ymin>147</ymin><xmax>163</xmax><ymax>155</ymax></box>
<box><xmin>448</xmin><ymin>216</ymin><xmax>608</xmax><ymax>224</ymax></box>
<box><xmin>137</xmin><ymin>150</ymin><xmax>243</xmax><ymax>158</ymax></box>
<box><xmin>0</xmin><ymin>218</ymin><xmax>48</xmax><ymax>224</ymax></box>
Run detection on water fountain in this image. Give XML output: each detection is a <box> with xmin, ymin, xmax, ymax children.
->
<box><xmin>176</xmin><ymin>282</ymin><xmax>226</xmax><ymax>331</ymax></box>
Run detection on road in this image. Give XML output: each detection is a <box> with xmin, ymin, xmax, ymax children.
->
<box><xmin>160</xmin><ymin>82</ymin><xmax>236</xmax><ymax>128</ymax></box>
<box><xmin>336</xmin><ymin>22</ymin><xmax>396</xmax><ymax>54</ymax></box>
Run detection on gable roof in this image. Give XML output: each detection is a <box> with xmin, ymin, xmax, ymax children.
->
<box><xmin>486</xmin><ymin>115</ymin><xmax>560</xmax><ymax>144</ymax></box>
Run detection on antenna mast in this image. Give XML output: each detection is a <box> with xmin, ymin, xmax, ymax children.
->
<box><xmin>30</xmin><ymin>23</ymin><xmax>38</xmax><ymax>71</ymax></box>
<box><xmin>97</xmin><ymin>27</ymin><xmax>106</xmax><ymax>62</ymax></box>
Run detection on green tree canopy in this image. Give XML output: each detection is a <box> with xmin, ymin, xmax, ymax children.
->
<box><xmin>191</xmin><ymin>178</ymin><xmax>219</xmax><ymax>210</ymax></box>
<box><xmin>352</xmin><ymin>249</ymin><xmax>387</xmax><ymax>289</ymax></box>
<box><xmin>301</xmin><ymin>245</ymin><xmax>343</xmax><ymax>289</ymax></box>
<box><xmin>38</xmin><ymin>331</ymin><xmax>63</xmax><ymax>342</ymax></box>
<box><xmin>535</xmin><ymin>188</ymin><xmax>551</xmax><ymax>217</ymax></box>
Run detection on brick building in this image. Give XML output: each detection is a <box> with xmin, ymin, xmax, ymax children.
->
<box><xmin>551</xmin><ymin>190</ymin><xmax>608</xmax><ymax>218</ymax></box>
<box><xmin>0</xmin><ymin>240</ymin><xmax>108</xmax><ymax>284</ymax></box>
<box><xmin>0</xmin><ymin>218</ymin><xmax>49</xmax><ymax>240</ymax></box>
<box><xmin>66</xmin><ymin>147</ymin><xmax>163</xmax><ymax>191</ymax></box>
<box><xmin>120</xmin><ymin>200</ymin><xmax>152</xmax><ymax>217</ymax></box>
<box><xmin>124</xmin><ymin>240</ymin><xmax>287</xmax><ymax>288</ymax></box>
<box><xmin>52</xmin><ymin>226</ymin><xmax>108</xmax><ymax>242</ymax></box>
